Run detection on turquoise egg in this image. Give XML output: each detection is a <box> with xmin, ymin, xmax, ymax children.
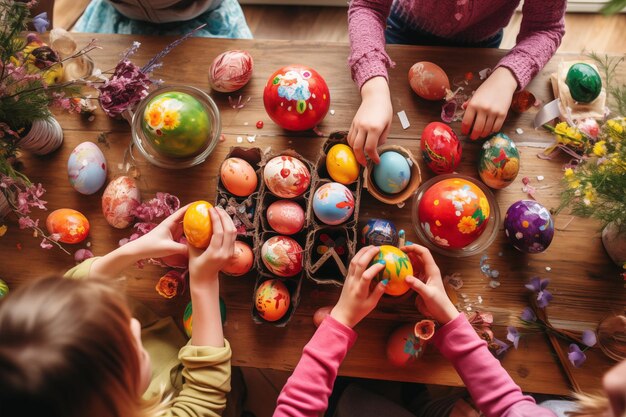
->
<box><xmin>312</xmin><ymin>182</ymin><xmax>355</xmax><ymax>225</ymax></box>
<box><xmin>67</xmin><ymin>142</ymin><xmax>107</xmax><ymax>195</ymax></box>
<box><xmin>373</xmin><ymin>151</ymin><xmax>410</xmax><ymax>194</ymax></box>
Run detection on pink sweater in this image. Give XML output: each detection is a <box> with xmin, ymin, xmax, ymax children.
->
<box><xmin>273</xmin><ymin>314</ymin><xmax>556</xmax><ymax>417</ymax></box>
<box><xmin>348</xmin><ymin>0</ymin><xmax>566</xmax><ymax>90</ymax></box>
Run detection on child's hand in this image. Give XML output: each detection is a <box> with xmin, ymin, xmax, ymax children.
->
<box><xmin>461</xmin><ymin>67</ymin><xmax>518</xmax><ymax>140</ymax></box>
<box><xmin>348</xmin><ymin>77</ymin><xmax>393</xmax><ymax>166</ymax></box>
<box><xmin>402</xmin><ymin>244</ymin><xmax>459</xmax><ymax>325</ymax></box>
<box><xmin>330</xmin><ymin>246</ymin><xmax>387</xmax><ymax>328</ymax></box>
<box><xmin>188</xmin><ymin>207</ymin><xmax>236</xmax><ymax>288</ymax></box>
<box><xmin>129</xmin><ymin>204</ymin><xmax>190</xmax><ymax>260</ymax></box>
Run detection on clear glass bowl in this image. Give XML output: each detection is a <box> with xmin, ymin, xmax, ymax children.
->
<box><xmin>411</xmin><ymin>174</ymin><xmax>500</xmax><ymax>258</ymax></box>
<box><xmin>131</xmin><ymin>85</ymin><xmax>221</xmax><ymax>169</ymax></box>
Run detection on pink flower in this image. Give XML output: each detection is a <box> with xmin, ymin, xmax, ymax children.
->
<box><xmin>18</xmin><ymin>216</ymin><xmax>38</xmax><ymax>229</ymax></box>
<box><xmin>40</xmin><ymin>238</ymin><xmax>53</xmax><ymax>249</ymax></box>
<box><xmin>97</xmin><ymin>60</ymin><xmax>152</xmax><ymax>118</ymax></box>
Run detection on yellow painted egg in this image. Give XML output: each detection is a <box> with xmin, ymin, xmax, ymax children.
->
<box><xmin>370</xmin><ymin>245</ymin><xmax>413</xmax><ymax>296</ymax></box>
<box><xmin>220</xmin><ymin>157</ymin><xmax>258</xmax><ymax>197</ymax></box>
<box><xmin>326</xmin><ymin>144</ymin><xmax>359</xmax><ymax>185</ymax></box>
<box><xmin>222</xmin><ymin>240</ymin><xmax>254</xmax><ymax>276</ymax></box>
<box><xmin>183</xmin><ymin>201</ymin><xmax>213</xmax><ymax>249</ymax></box>
<box><xmin>46</xmin><ymin>208</ymin><xmax>90</xmax><ymax>244</ymax></box>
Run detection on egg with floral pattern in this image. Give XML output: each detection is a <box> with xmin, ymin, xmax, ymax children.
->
<box><xmin>420</xmin><ymin>122</ymin><xmax>462</xmax><ymax>175</ymax></box>
<box><xmin>417</xmin><ymin>178</ymin><xmax>490</xmax><ymax>249</ymax></box>
<box><xmin>370</xmin><ymin>245</ymin><xmax>413</xmax><ymax>296</ymax></box>
<box><xmin>478</xmin><ymin>133</ymin><xmax>520</xmax><ymax>189</ymax></box>
<box><xmin>504</xmin><ymin>200</ymin><xmax>554</xmax><ymax>253</ymax></box>
<box><xmin>312</xmin><ymin>182</ymin><xmax>355</xmax><ymax>225</ymax></box>
<box><xmin>67</xmin><ymin>142</ymin><xmax>107</xmax><ymax>195</ymax></box>
<box><xmin>263</xmin><ymin>156</ymin><xmax>311</xmax><ymax>198</ymax></box>
<box><xmin>386</xmin><ymin>323</ymin><xmax>427</xmax><ymax>367</ymax></box>
<box><xmin>255</xmin><ymin>279</ymin><xmax>291</xmax><ymax>322</ymax></box>
<box><xmin>101</xmin><ymin>176</ymin><xmax>141</xmax><ymax>229</ymax></box>
<box><xmin>46</xmin><ymin>208</ymin><xmax>90</xmax><ymax>244</ymax></box>
<box><xmin>261</xmin><ymin>236</ymin><xmax>303</xmax><ymax>277</ymax></box>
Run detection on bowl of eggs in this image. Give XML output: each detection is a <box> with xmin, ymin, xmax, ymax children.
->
<box><xmin>365</xmin><ymin>145</ymin><xmax>422</xmax><ymax>205</ymax></box>
<box><xmin>131</xmin><ymin>85</ymin><xmax>221</xmax><ymax>169</ymax></box>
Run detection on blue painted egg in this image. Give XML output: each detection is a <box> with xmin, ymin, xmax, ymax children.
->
<box><xmin>68</xmin><ymin>142</ymin><xmax>107</xmax><ymax>195</ymax></box>
<box><xmin>373</xmin><ymin>151</ymin><xmax>411</xmax><ymax>194</ymax></box>
<box><xmin>361</xmin><ymin>219</ymin><xmax>398</xmax><ymax>246</ymax></box>
<box><xmin>312</xmin><ymin>182</ymin><xmax>355</xmax><ymax>225</ymax></box>
<box><xmin>504</xmin><ymin>200</ymin><xmax>554</xmax><ymax>253</ymax></box>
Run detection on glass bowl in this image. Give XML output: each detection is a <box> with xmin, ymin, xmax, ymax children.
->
<box><xmin>131</xmin><ymin>85</ymin><xmax>221</xmax><ymax>169</ymax></box>
<box><xmin>411</xmin><ymin>174</ymin><xmax>500</xmax><ymax>257</ymax></box>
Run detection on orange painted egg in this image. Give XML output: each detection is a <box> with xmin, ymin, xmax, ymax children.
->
<box><xmin>46</xmin><ymin>208</ymin><xmax>90</xmax><ymax>244</ymax></box>
<box><xmin>408</xmin><ymin>61</ymin><xmax>450</xmax><ymax>101</ymax></box>
<box><xmin>222</xmin><ymin>240</ymin><xmax>254</xmax><ymax>276</ymax></box>
<box><xmin>183</xmin><ymin>201</ymin><xmax>213</xmax><ymax>249</ymax></box>
<box><xmin>370</xmin><ymin>245</ymin><xmax>413</xmax><ymax>296</ymax></box>
<box><xmin>220</xmin><ymin>157</ymin><xmax>258</xmax><ymax>197</ymax></box>
<box><xmin>255</xmin><ymin>279</ymin><xmax>291</xmax><ymax>322</ymax></box>
<box><xmin>386</xmin><ymin>323</ymin><xmax>427</xmax><ymax>367</ymax></box>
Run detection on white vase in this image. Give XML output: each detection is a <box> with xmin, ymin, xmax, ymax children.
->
<box><xmin>0</xmin><ymin>192</ymin><xmax>11</xmax><ymax>219</ymax></box>
<box><xmin>19</xmin><ymin>117</ymin><xmax>64</xmax><ymax>155</ymax></box>
<box><xmin>602</xmin><ymin>222</ymin><xmax>626</xmax><ymax>267</ymax></box>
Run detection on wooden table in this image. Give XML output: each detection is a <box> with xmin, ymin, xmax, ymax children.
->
<box><xmin>2</xmin><ymin>34</ymin><xmax>624</xmax><ymax>395</ymax></box>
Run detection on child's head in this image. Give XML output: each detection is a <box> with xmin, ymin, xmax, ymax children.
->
<box><xmin>0</xmin><ymin>276</ymin><xmax>152</xmax><ymax>417</ymax></box>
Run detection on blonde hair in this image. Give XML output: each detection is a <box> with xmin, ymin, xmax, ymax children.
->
<box><xmin>567</xmin><ymin>391</ymin><xmax>626</xmax><ymax>417</ymax></box>
<box><xmin>0</xmin><ymin>276</ymin><xmax>163</xmax><ymax>417</ymax></box>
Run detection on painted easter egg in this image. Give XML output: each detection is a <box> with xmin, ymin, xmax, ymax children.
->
<box><xmin>46</xmin><ymin>208</ymin><xmax>90</xmax><ymax>244</ymax></box>
<box><xmin>263</xmin><ymin>155</ymin><xmax>311</xmax><ymax>198</ymax></box>
<box><xmin>183</xmin><ymin>298</ymin><xmax>226</xmax><ymax>337</ymax></box>
<box><xmin>312</xmin><ymin>305</ymin><xmax>332</xmax><ymax>327</ymax></box>
<box><xmin>263</xmin><ymin>65</ymin><xmax>330</xmax><ymax>131</ymax></box>
<box><xmin>370</xmin><ymin>245</ymin><xmax>413</xmax><ymax>296</ymax></box>
<box><xmin>361</xmin><ymin>218</ymin><xmax>398</xmax><ymax>246</ymax></box>
<box><xmin>326</xmin><ymin>144</ymin><xmax>359</xmax><ymax>185</ymax></box>
<box><xmin>312</xmin><ymin>182</ymin><xmax>355</xmax><ymax>225</ymax></box>
<box><xmin>209</xmin><ymin>50</ymin><xmax>254</xmax><ymax>93</ymax></box>
<box><xmin>386</xmin><ymin>323</ymin><xmax>427</xmax><ymax>367</ymax></box>
<box><xmin>220</xmin><ymin>157</ymin><xmax>258</xmax><ymax>197</ymax></box>
<box><xmin>566</xmin><ymin>63</ymin><xmax>602</xmax><ymax>103</ymax></box>
<box><xmin>261</xmin><ymin>236</ymin><xmax>303</xmax><ymax>277</ymax></box>
<box><xmin>0</xmin><ymin>278</ymin><xmax>8</xmax><ymax>299</ymax></box>
<box><xmin>373</xmin><ymin>151</ymin><xmax>411</xmax><ymax>194</ymax></box>
<box><xmin>222</xmin><ymin>240</ymin><xmax>254</xmax><ymax>276</ymax></box>
<box><xmin>267</xmin><ymin>200</ymin><xmax>305</xmax><ymax>235</ymax></box>
<box><xmin>183</xmin><ymin>201</ymin><xmax>213</xmax><ymax>249</ymax></box>
<box><xmin>420</xmin><ymin>122</ymin><xmax>462</xmax><ymax>175</ymax></box>
<box><xmin>478</xmin><ymin>133</ymin><xmax>520</xmax><ymax>189</ymax></box>
<box><xmin>255</xmin><ymin>279</ymin><xmax>291</xmax><ymax>322</ymax></box>
<box><xmin>101</xmin><ymin>176</ymin><xmax>141</xmax><ymax>229</ymax></box>
<box><xmin>142</xmin><ymin>91</ymin><xmax>211</xmax><ymax>158</ymax></box>
<box><xmin>504</xmin><ymin>200</ymin><xmax>554</xmax><ymax>254</ymax></box>
<box><xmin>408</xmin><ymin>61</ymin><xmax>450</xmax><ymax>101</ymax></box>
<box><xmin>417</xmin><ymin>178</ymin><xmax>490</xmax><ymax>249</ymax></box>
<box><xmin>67</xmin><ymin>142</ymin><xmax>107</xmax><ymax>195</ymax></box>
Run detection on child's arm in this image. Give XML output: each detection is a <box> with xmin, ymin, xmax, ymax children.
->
<box><xmin>403</xmin><ymin>244</ymin><xmax>556</xmax><ymax>417</ymax></box>
<box><xmin>274</xmin><ymin>246</ymin><xmax>387</xmax><ymax>417</ymax></box>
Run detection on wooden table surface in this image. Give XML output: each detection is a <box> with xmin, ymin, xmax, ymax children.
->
<box><xmin>2</xmin><ymin>34</ymin><xmax>624</xmax><ymax>395</ymax></box>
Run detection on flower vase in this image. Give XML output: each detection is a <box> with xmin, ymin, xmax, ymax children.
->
<box><xmin>19</xmin><ymin>117</ymin><xmax>64</xmax><ymax>156</ymax></box>
<box><xmin>0</xmin><ymin>192</ymin><xmax>10</xmax><ymax>218</ymax></box>
<box><xmin>601</xmin><ymin>222</ymin><xmax>626</xmax><ymax>267</ymax></box>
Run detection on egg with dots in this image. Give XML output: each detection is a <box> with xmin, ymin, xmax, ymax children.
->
<box><xmin>183</xmin><ymin>298</ymin><xmax>226</xmax><ymax>338</ymax></box>
<box><xmin>312</xmin><ymin>182</ymin><xmax>355</xmax><ymax>226</ymax></box>
<box><xmin>101</xmin><ymin>176</ymin><xmax>141</xmax><ymax>229</ymax></box>
<box><xmin>222</xmin><ymin>241</ymin><xmax>254</xmax><ymax>276</ymax></box>
<box><xmin>263</xmin><ymin>65</ymin><xmax>330</xmax><ymax>131</ymax></box>
<box><xmin>255</xmin><ymin>279</ymin><xmax>291</xmax><ymax>322</ymax></box>
<box><xmin>372</xmin><ymin>151</ymin><xmax>411</xmax><ymax>194</ymax></box>
<box><xmin>46</xmin><ymin>208</ymin><xmax>90</xmax><ymax>244</ymax></box>
<box><xmin>370</xmin><ymin>245</ymin><xmax>413</xmax><ymax>296</ymax></box>
<box><xmin>420</xmin><ymin>122</ymin><xmax>462</xmax><ymax>175</ymax></box>
<box><xmin>478</xmin><ymin>133</ymin><xmax>520</xmax><ymax>189</ymax></box>
<box><xmin>67</xmin><ymin>142</ymin><xmax>107</xmax><ymax>195</ymax></box>
<box><xmin>208</xmin><ymin>50</ymin><xmax>253</xmax><ymax>93</ymax></box>
<box><xmin>263</xmin><ymin>155</ymin><xmax>311</xmax><ymax>198</ymax></box>
<box><xmin>386</xmin><ymin>323</ymin><xmax>427</xmax><ymax>367</ymax></box>
<box><xmin>220</xmin><ymin>157</ymin><xmax>258</xmax><ymax>197</ymax></box>
<box><xmin>266</xmin><ymin>200</ymin><xmax>305</xmax><ymax>235</ymax></box>
<box><xmin>504</xmin><ymin>200</ymin><xmax>554</xmax><ymax>254</ymax></box>
<box><xmin>417</xmin><ymin>178</ymin><xmax>490</xmax><ymax>249</ymax></box>
<box><xmin>408</xmin><ymin>61</ymin><xmax>450</xmax><ymax>101</ymax></box>
<box><xmin>261</xmin><ymin>236</ymin><xmax>303</xmax><ymax>277</ymax></box>
<box><xmin>326</xmin><ymin>144</ymin><xmax>359</xmax><ymax>185</ymax></box>
<box><xmin>183</xmin><ymin>201</ymin><xmax>213</xmax><ymax>249</ymax></box>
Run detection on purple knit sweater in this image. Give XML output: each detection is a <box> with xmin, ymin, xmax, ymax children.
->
<box><xmin>348</xmin><ymin>0</ymin><xmax>566</xmax><ymax>90</ymax></box>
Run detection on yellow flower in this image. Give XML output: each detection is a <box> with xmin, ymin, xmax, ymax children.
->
<box><xmin>478</xmin><ymin>197</ymin><xmax>490</xmax><ymax>218</ymax></box>
<box><xmin>607</xmin><ymin>119</ymin><xmax>624</xmax><ymax>135</ymax></box>
<box><xmin>0</xmin><ymin>225</ymin><xmax>6</xmax><ymax>237</ymax></box>
<box><xmin>593</xmin><ymin>141</ymin><xmax>607</xmax><ymax>157</ymax></box>
<box><xmin>564</xmin><ymin>168</ymin><xmax>574</xmax><ymax>178</ymax></box>
<box><xmin>583</xmin><ymin>184</ymin><xmax>596</xmax><ymax>206</ymax></box>
<box><xmin>162</xmin><ymin>110</ymin><xmax>181</xmax><ymax>130</ymax></box>
<box><xmin>569</xmin><ymin>179</ymin><xmax>581</xmax><ymax>189</ymax></box>
<box><xmin>458</xmin><ymin>216</ymin><xmax>478</xmax><ymax>234</ymax></box>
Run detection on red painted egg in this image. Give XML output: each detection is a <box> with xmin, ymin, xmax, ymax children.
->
<box><xmin>263</xmin><ymin>156</ymin><xmax>311</xmax><ymax>198</ymax></box>
<box><xmin>263</xmin><ymin>65</ymin><xmax>330</xmax><ymax>131</ymax></box>
<box><xmin>255</xmin><ymin>279</ymin><xmax>291</xmax><ymax>322</ymax></box>
<box><xmin>408</xmin><ymin>62</ymin><xmax>450</xmax><ymax>101</ymax></box>
<box><xmin>46</xmin><ymin>208</ymin><xmax>90</xmax><ymax>244</ymax></box>
<box><xmin>420</xmin><ymin>122</ymin><xmax>462</xmax><ymax>175</ymax></box>
<box><xmin>386</xmin><ymin>323</ymin><xmax>427</xmax><ymax>367</ymax></box>
<box><xmin>267</xmin><ymin>200</ymin><xmax>305</xmax><ymax>235</ymax></box>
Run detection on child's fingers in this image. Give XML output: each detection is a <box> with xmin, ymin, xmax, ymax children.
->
<box><xmin>481</xmin><ymin>114</ymin><xmax>496</xmax><ymax>138</ymax></box>
<box><xmin>165</xmin><ymin>203</ymin><xmax>192</xmax><ymax>225</ymax></box>
<box><xmin>353</xmin><ymin>246</ymin><xmax>380</xmax><ymax>278</ymax></box>
<box><xmin>217</xmin><ymin>208</ymin><xmax>237</xmax><ymax>254</ymax></box>
<box><xmin>364</xmin><ymin>132</ymin><xmax>380</xmax><ymax>164</ymax></box>
<box><xmin>461</xmin><ymin>105</ymin><xmax>475</xmax><ymax>135</ymax></box>
<box><xmin>493</xmin><ymin>115</ymin><xmax>505</xmax><ymax>133</ymax></box>
<box><xmin>349</xmin><ymin>245</ymin><xmax>372</xmax><ymax>277</ymax></box>
<box><xmin>208</xmin><ymin>208</ymin><xmax>224</xmax><ymax>249</ymax></box>
<box><xmin>361</xmin><ymin>261</ymin><xmax>385</xmax><ymax>283</ymax></box>
<box><xmin>369</xmin><ymin>280</ymin><xmax>387</xmax><ymax>304</ymax></box>
<box><xmin>405</xmin><ymin>275</ymin><xmax>429</xmax><ymax>297</ymax></box>
<box><xmin>470</xmin><ymin>112</ymin><xmax>487</xmax><ymax>140</ymax></box>
<box><xmin>352</xmin><ymin>129</ymin><xmax>367</xmax><ymax>166</ymax></box>
<box><xmin>401</xmin><ymin>244</ymin><xmax>439</xmax><ymax>276</ymax></box>
<box><xmin>169</xmin><ymin>240</ymin><xmax>188</xmax><ymax>256</ymax></box>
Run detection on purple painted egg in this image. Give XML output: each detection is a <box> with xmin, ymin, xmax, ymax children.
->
<box><xmin>312</xmin><ymin>182</ymin><xmax>355</xmax><ymax>225</ymax></box>
<box><xmin>267</xmin><ymin>200</ymin><xmax>305</xmax><ymax>235</ymax></box>
<box><xmin>102</xmin><ymin>176</ymin><xmax>141</xmax><ymax>229</ymax></box>
<box><xmin>263</xmin><ymin>156</ymin><xmax>311</xmax><ymax>198</ymax></box>
<box><xmin>504</xmin><ymin>200</ymin><xmax>554</xmax><ymax>253</ymax></box>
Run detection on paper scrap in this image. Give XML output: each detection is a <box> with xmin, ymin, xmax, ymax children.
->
<box><xmin>236</xmin><ymin>136</ymin><xmax>243</xmax><ymax>143</ymax></box>
<box><xmin>516</xmin><ymin>128</ymin><xmax>524</xmax><ymax>135</ymax></box>
<box><xmin>397</xmin><ymin>110</ymin><xmax>410</xmax><ymax>129</ymax></box>
<box><xmin>330</xmin><ymin>109</ymin><xmax>335</xmax><ymax>116</ymax></box>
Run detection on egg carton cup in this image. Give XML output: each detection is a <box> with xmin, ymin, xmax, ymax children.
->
<box><xmin>364</xmin><ymin>144</ymin><xmax>422</xmax><ymax>206</ymax></box>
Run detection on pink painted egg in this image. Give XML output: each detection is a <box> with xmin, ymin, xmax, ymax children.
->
<box><xmin>101</xmin><ymin>176</ymin><xmax>141</xmax><ymax>229</ymax></box>
<box><xmin>408</xmin><ymin>62</ymin><xmax>450</xmax><ymax>101</ymax></box>
<box><xmin>220</xmin><ymin>157</ymin><xmax>258</xmax><ymax>197</ymax></box>
<box><xmin>255</xmin><ymin>279</ymin><xmax>291</xmax><ymax>322</ymax></box>
<box><xmin>46</xmin><ymin>208</ymin><xmax>90</xmax><ymax>244</ymax></box>
<box><xmin>267</xmin><ymin>200</ymin><xmax>305</xmax><ymax>235</ymax></box>
<box><xmin>261</xmin><ymin>236</ymin><xmax>303</xmax><ymax>277</ymax></box>
<box><xmin>209</xmin><ymin>50</ymin><xmax>254</xmax><ymax>93</ymax></box>
<box><xmin>420</xmin><ymin>122</ymin><xmax>462</xmax><ymax>175</ymax></box>
<box><xmin>222</xmin><ymin>240</ymin><xmax>254</xmax><ymax>276</ymax></box>
<box><xmin>263</xmin><ymin>156</ymin><xmax>311</xmax><ymax>198</ymax></box>
<box><xmin>386</xmin><ymin>323</ymin><xmax>427</xmax><ymax>367</ymax></box>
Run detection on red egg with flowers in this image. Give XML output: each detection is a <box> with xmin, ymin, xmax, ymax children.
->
<box><xmin>263</xmin><ymin>65</ymin><xmax>330</xmax><ymax>131</ymax></box>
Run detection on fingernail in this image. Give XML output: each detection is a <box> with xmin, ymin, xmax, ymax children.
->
<box><xmin>381</xmin><ymin>279</ymin><xmax>389</xmax><ymax>286</ymax></box>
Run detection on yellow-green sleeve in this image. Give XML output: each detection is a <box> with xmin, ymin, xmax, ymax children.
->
<box><xmin>63</xmin><ymin>257</ymin><xmax>99</xmax><ymax>279</ymax></box>
<box><xmin>164</xmin><ymin>339</ymin><xmax>232</xmax><ymax>417</ymax></box>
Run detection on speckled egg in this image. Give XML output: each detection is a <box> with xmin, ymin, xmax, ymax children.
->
<box><xmin>326</xmin><ymin>144</ymin><xmax>359</xmax><ymax>185</ymax></box>
<box><xmin>373</xmin><ymin>151</ymin><xmax>411</xmax><ymax>194</ymax></box>
<box><xmin>478</xmin><ymin>133</ymin><xmax>520</xmax><ymax>189</ymax></box>
<box><xmin>504</xmin><ymin>200</ymin><xmax>554</xmax><ymax>253</ymax></box>
<box><xmin>263</xmin><ymin>155</ymin><xmax>311</xmax><ymax>198</ymax></box>
<box><xmin>67</xmin><ymin>142</ymin><xmax>107</xmax><ymax>195</ymax></box>
<box><xmin>220</xmin><ymin>157</ymin><xmax>258</xmax><ymax>197</ymax></box>
<box><xmin>222</xmin><ymin>240</ymin><xmax>254</xmax><ymax>276</ymax></box>
<box><xmin>408</xmin><ymin>61</ymin><xmax>450</xmax><ymax>101</ymax></box>
<box><xmin>267</xmin><ymin>200</ymin><xmax>305</xmax><ymax>235</ymax></box>
<box><xmin>255</xmin><ymin>279</ymin><xmax>291</xmax><ymax>322</ymax></box>
<box><xmin>361</xmin><ymin>219</ymin><xmax>398</xmax><ymax>246</ymax></box>
<box><xmin>101</xmin><ymin>176</ymin><xmax>141</xmax><ymax>229</ymax></box>
<box><xmin>261</xmin><ymin>236</ymin><xmax>303</xmax><ymax>277</ymax></box>
<box><xmin>46</xmin><ymin>208</ymin><xmax>90</xmax><ymax>244</ymax></box>
<box><xmin>421</xmin><ymin>122</ymin><xmax>462</xmax><ymax>175</ymax></box>
<box><xmin>183</xmin><ymin>201</ymin><xmax>213</xmax><ymax>249</ymax></box>
<box><xmin>417</xmin><ymin>178</ymin><xmax>490</xmax><ymax>249</ymax></box>
<box><xmin>370</xmin><ymin>245</ymin><xmax>413</xmax><ymax>296</ymax></box>
<box><xmin>312</xmin><ymin>182</ymin><xmax>355</xmax><ymax>225</ymax></box>
<box><xmin>386</xmin><ymin>323</ymin><xmax>427</xmax><ymax>367</ymax></box>
<box><xmin>183</xmin><ymin>298</ymin><xmax>226</xmax><ymax>337</ymax></box>
<box><xmin>0</xmin><ymin>278</ymin><xmax>8</xmax><ymax>299</ymax></box>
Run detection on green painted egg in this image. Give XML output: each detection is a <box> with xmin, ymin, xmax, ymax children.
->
<box><xmin>183</xmin><ymin>297</ymin><xmax>226</xmax><ymax>338</ymax></box>
<box><xmin>142</xmin><ymin>92</ymin><xmax>211</xmax><ymax>158</ymax></box>
<box><xmin>565</xmin><ymin>63</ymin><xmax>602</xmax><ymax>103</ymax></box>
<box><xmin>0</xmin><ymin>278</ymin><xmax>8</xmax><ymax>299</ymax></box>
<box><xmin>478</xmin><ymin>133</ymin><xmax>520</xmax><ymax>189</ymax></box>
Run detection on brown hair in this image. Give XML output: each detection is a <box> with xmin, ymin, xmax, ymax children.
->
<box><xmin>0</xmin><ymin>276</ymin><xmax>155</xmax><ymax>417</ymax></box>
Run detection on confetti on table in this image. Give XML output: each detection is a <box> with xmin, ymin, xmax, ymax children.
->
<box><xmin>330</xmin><ymin>109</ymin><xmax>335</xmax><ymax>115</ymax></box>
<box><xmin>477</xmin><ymin>295</ymin><xmax>483</xmax><ymax>304</ymax></box>
<box><xmin>247</xmin><ymin>135</ymin><xmax>256</xmax><ymax>143</ymax></box>
<box><xmin>397</xmin><ymin>110</ymin><xmax>410</xmax><ymax>129</ymax></box>
<box><xmin>478</xmin><ymin>68</ymin><xmax>491</xmax><ymax>80</ymax></box>
<box><xmin>489</xmin><ymin>280</ymin><xmax>501</xmax><ymax>288</ymax></box>
<box><xmin>243</xmin><ymin>122</ymin><xmax>249</xmax><ymax>126</ymax></box>
<box><xmin>516</xmin><ymin>128</ymin><xmax>524</xmax><ymax>135</ymax></box>
<box><xmin>256</xmin><ymin>120</ymin><xmax>264</xmax><ymax>129</ymax></box>
<box><xmin>219</xmin><ymin>134</ymin><xmax>226</xmax><ymax>142</ymax></box>
<box><xmin>545</xmin><ymin>266</ymin><xmax>552</xmax><ymax>272</ymax></box>
<box><xmin>537</xmin><ymin>175</ymin><xmax>544</xmax><ymax>181</ymax></box>
<box><xmin>236</xmin><ymin>136</ymin><xmax>243</xmax><ymax>143</ymax></box>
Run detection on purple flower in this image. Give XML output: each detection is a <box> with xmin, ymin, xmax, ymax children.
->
<box><xmin>97</xmin><ymin>60</ymin><xmax>152</xmax><ymax>118</ymax></box>
<box><xmin>74</xmin><ymin>249</ymin><xmax>94</xmax><ymax>262</ymax></box>
<box><xmin>32</xmin><ymin>12</ymin><xmax>50</xmax><ymax>33</ymax></box>
<box><xmin>492</xmin><ymin>338</ymin><xmax>510</xmax><ymax>356</ymax></box>
<box><xmin>506</xmin><ymin>326</ymin><xmax>520</xmax><ymax>349</ymax></box>
<box><xmin>18</xmin><ymin>216</ymin><xmax>38</xmax><ymax>229</ymax></box>
<box><xmin>525</xmin><ymin>277</ymin><xmax>553</xmax><ymax>308</ymax></box>
<box><xmin>40</xmin><ymin>238</ymin><xmax>53</xmax><ymax>249</ymax></box>
<box><xmin>567</xmin><ymin>344</ymin><xmax>586</xmax><ymax>368</ymax></box>
<box><xmin>581</xmin><ymin>330</ymin><xmax>597</xmax><ymax>347</ymax></box>
<box><xmin>520</xmin><ymin>307</ymin><xmax>536</xmax><ymax>322</ymax></box>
